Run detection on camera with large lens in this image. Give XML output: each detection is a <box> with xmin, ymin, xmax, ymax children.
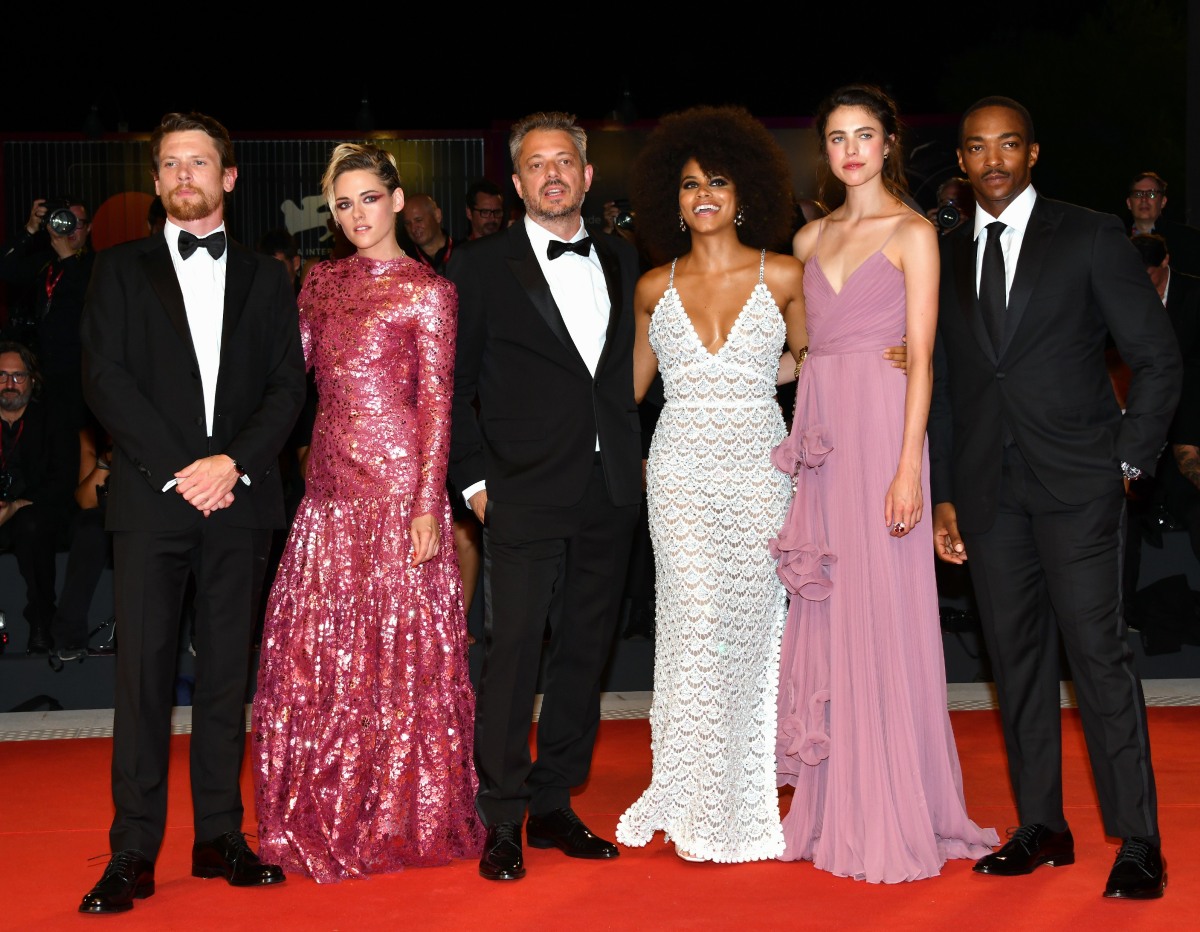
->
<box><xmin>40</xmin><ymin>197</ymin><xmax>79</xmax><ymax>237</ymax></box>
<box><xmin>613</xmin><ymin>198</ymin><xmax>635</xmax><ymax>232</ymax></box>
<box><xmin>0</xmin><ymin>470</ymin><xmax>14</xmax><ymax>502</ymax></box>
<box><xmin>936</xmin><ymin>203</ymin><xmax>962</xmax><ymax>231</ymax></box>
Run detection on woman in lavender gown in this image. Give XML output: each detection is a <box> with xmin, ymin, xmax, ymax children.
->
<box><xmin>251</xmin><ymin>144</ymin><xmax>483</xmax><ymax>882</ymax></box>
<box><xmin>771</xmin><ymin>85</ymin><xmax>997</xmax><ymax>882</ymax></box>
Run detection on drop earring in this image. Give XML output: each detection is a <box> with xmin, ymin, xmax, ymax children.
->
<box><xmin>679</xmin><ymin>212</ymin><xmax>686</xmax><ymax>232</ymax></box>
<box><xmin>735</xmin><ymin>207</ymin><xmax>744</xmax><ymax>227</ymax></box>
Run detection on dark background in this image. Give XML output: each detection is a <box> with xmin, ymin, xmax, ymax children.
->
<box><xmin>7</xmin><ymin>0</ymin><xmax>1193</xmax><ymax>216</ymax></box>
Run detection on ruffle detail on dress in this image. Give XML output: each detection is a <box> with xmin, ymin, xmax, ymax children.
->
<box><xmin>769</xmin><ymin>534</ymin><xmax>837</xmax><ymax>601</ymax></box>
<box><xmin>770</xmin><ymin>423</ymin><xmax>833</xmax><ymax>476</ymax></box>
<box><xmin>779</xmin><ymin>689</ymin><xmax>831</xmax><ymax>766</ymax></box>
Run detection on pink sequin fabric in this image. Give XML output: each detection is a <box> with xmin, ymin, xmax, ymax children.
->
<box><xmin>251</xmin><ymin>255</ymin><xmax>484</xmax><ymax>882</ymax></box>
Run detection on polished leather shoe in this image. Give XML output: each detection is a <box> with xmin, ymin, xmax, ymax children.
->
<box><xmin>526</xmin><ymin>807</ymin><xmax>619</xmax><ymax>859</ymax></box>
<box><xmin>1104</xmin><ymin>838</ymin><xmax>1166</xmax><ymax>899</ymax></box>
<box><xmin>192</xmin><ymin>830</ymin><xmax>285</xmax><ymax>886</ymax></box>
<box><xmin>79</xmin><ymin>850</ymin><xmax>155</xmax><ymax>913</ymax></box>
<box><xmin>479</xmin><ymin>822</ymin><xmax>525</xmax><ymax>881</ymax></box>
<box><xmin>973</xmin><ymin>824</ymin><xmax>1075</xmax><ymax>875</ymax></box>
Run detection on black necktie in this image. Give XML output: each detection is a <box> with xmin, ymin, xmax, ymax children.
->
<box><xmin>979</xmin><ymin>221</ymin><xmax>1007</xmax><ymax>351</ymax></box>
<box><xmin>177</xmin><ymin>230</ymin><xmax>227</xmax><ymax>260</ymax></box>
<box><xmin>547</xmin><ymin>237</ymin><xmax>592</xmax><ymax>260</ymax></box>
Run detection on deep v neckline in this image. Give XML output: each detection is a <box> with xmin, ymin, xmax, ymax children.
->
<box><xmin>669</xmin><ymin>251</ymin><xmax>766</xmax><ymax>358</ymax></box>
<box><xmin>811</xmin><ymin>250</ymin><xmax>888</xmax><ymax>298</ymax></box>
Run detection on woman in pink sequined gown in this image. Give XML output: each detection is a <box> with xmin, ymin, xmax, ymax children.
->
<box><xmin>771</xmin><ymin>85</ymin><xmax>997</xmax><ymax>882</ymax></box>
<box><xmin>251</xmin><ymin>144</ymin><xmax>483</xmax><ymax>882</ymax></box>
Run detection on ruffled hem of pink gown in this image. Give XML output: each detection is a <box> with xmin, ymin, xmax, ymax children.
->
<box><xmin>252</xmin><ymin>495</ymin><xmax>484</xmax><ymax>882</ymax></box>
<box><xmin>768</xmin><ymin>416</ymin><xmax>998</xmax><ymax>883</ymax></box>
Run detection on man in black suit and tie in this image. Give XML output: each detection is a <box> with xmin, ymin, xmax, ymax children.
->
<box><xmin>78</xmin><ymin>112</ymin><xmax>306</xmax><ymax>913</ymax></box>
<box><xmin>448</xmin><ymin>111</ymin><xmax>642</xmax><ymax>882</ymax></box>
<box><xmin>929</xmin><ymin>97</ymin><xmax>1180</xmax><ymax>900</ymax></box>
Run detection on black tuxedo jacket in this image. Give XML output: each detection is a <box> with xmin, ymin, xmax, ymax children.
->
<box><xmin>447</xmin><ymin>222</ymin><xmax>642</xmax><ymax>510</ymax></box>
<box><xmin>81</xmin><ymin>232</ymin><xmax>306</xmax><ymax>532</ymax></box>
<box><xmin>930</xmin><ymin>196</ymin><xmax>1181</xmax><ymax>533</ymax></box>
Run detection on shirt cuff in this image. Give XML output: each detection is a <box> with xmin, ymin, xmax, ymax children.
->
<box><xmin>462</xmin><ymin>479</ymin><xmax>486</xmax><ymax>505</ymax></box>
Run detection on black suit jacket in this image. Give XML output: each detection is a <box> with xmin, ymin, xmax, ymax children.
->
<box><xmin>1164</xmin><ymin>269</ymin><xmax>1200</xmax><ymax>444</ymax></box>
<box><xmin>447</xmin><ymin>222</ymin><xmax>642</xmax><ymax>511</ymax></box>
<box><xmin>930</xmin><ymin>195</ymin><xmax>1181</xmax><ymax>533</ymax></box>
<box><xmin>80</xmin><ymin>232</ymin><xmax>306</xmax><ymax>532</ymax></box>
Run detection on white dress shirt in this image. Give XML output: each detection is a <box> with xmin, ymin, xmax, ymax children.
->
<box><xmin>163</xmin><ymin>218</ymin><xmax>226</xmax><ymax>436</ymax></box>
<box><xmin>972</xmin><ymin>183</ymin><xmax>1038</xmax><ymax>301</ymax></box>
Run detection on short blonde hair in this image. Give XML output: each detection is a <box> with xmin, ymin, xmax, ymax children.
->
<box><xmin>321</xmin><ymin>143</ymin><xmax>401</xmax><ymax>213</ymax></box>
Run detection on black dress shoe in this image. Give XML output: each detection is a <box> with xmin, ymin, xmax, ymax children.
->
<box><xmin>973</xmin><ymin>824</ymin><xmax>1075</xmax><ymax>875</ymax></box>
<box><xmin>192</xmin><ymin>830</ymin><xmax>285</xmax><ymax>886</ymax></box>
<box><xmin>79</xmin><ymin>850</ymin><xmax>155</xmax><ymax>914</ymax></box>
<box><xmin>1104</xmin><ymin>838</ymin><xmax>1166</xmax><ymax>899</ymax></box>
<box><xmin>26</xmin><ymin>627</ymin><xmax>51</xmax><ymax>655</ymax></box>
<box><xmin>479</xmin><ymin>822</ymin><xmax>525</xmax><ymax>881</ymax></box>
<box><xmin>526</xmin><ymin>808</ymin><xmax>619</xmax><ymax>860</ymax></box>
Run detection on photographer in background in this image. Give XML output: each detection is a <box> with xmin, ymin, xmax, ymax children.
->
<box><xmin>0</xmin><ymin>197</ymin><xmax>95</xmax><ymax>427</ymax></box>
<box><xmin>0</xmin><ymin>340</ymin><xmax>79</xmax><ymax>654</ymax></box>
<box><xmin>927</xmin><ymin>176</ymin><xmax>974</xmax><ymax>236</ymax></box>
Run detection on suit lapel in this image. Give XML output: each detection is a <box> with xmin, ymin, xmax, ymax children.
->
<box><xmin>950</xmin><ymin>227</ymin><xmax>995</xmax><ymax>360</ymax></box>
<box><xmin>222</xmin><ymin>241</ymin><xmax>254</xmax><ymax>348</ymax></box>
<box><xmin>506</xmin><ymin>223</ymin><xmax>588</xmax><ymax>370</ymax></box>
<box><xmin>140</xmin><ymin>235</ymin><xmax>199</xmax><ymax>367</ymax></box>
<box><xmin>1003</xmin><ymin>198</ymin><xmax>1059</xmax><ymax>351</ymax></box>
<box><xmin>592</xmin><ymin>232</ymin><xmax>623</xmax><ymax>375</ymax></box>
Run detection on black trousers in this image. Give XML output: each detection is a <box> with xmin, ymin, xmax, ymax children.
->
<box><xmin>52</xmin><ymin>507</ymin><xmax>111</xmax><ymax>650</ymax></box>
<box><xmin>963</xmin><ymin>444</ymin><xmax>1159</xmax><ymax>843</ymax></box>
<box><xmin>473</xmin><ymin>462</ymin><xmax>638</xmax><ymax>825</ymax></box>
<box><xmin>109</xmin><ymin>523</ymin><xmax>269</xmax><ymax>857</ymax></box>
<box><xmin>0</xmin><ymin>502</ymin><xmax>62</xmax><ymax>640</ymax></box>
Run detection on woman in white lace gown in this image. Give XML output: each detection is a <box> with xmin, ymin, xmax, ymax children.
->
<box><xmin>614</xmin><ymin>106</ymin><xmax>806</xmax><ymax>862</ymax></box>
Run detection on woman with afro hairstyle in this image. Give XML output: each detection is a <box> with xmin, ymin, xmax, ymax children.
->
<box><xmin>614</xmin><ymin>105</ymin><xmax>805</xmax><ymax>863</ymax></box>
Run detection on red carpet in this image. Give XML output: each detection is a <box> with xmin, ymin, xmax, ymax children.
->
<box><xmin>1</xmin><ymin>709</ymin><xmax>1194</xmax><ymax>930</ymax></box>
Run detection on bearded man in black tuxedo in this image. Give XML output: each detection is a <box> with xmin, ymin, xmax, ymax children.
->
<box><xmin>448</xmin><ymin>111</ymin><xmax>643</xmax><ymax>882</ymax></box>
<box><xmin>78</xmin><ymin>112</ymin><xmax>305</xmax><ymax>913</ymax></box>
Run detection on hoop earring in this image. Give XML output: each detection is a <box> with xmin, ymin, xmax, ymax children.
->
<box><xmin>735</xmin><ymin>207</ymin><xmax>744</xmax><ymax>227</ymax></box>
<box><xmin>679</xmin><ymin>212</ymin><xmax>686</xmax><ymax>232</ymax></box>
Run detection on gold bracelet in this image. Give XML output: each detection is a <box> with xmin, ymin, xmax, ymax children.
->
<box><xmin>793</xmin><ymin>346</ymin><xmax>809</xmax><ymax>379</ymax></box>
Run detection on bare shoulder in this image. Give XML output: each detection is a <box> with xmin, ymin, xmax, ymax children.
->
<box><xmin>890</xmin><ymin>207</ymin><xmax>938</xmax><ymax>261</ymax></box>
<box><xmin>764</xmin><ymin>251</ymin><xmax>805</xmax><ymax>293</ymax></box>
<box><xmin>635</xmin><ymin>263</ymin><xmax>673</xmax><ymax>312</ymax></box>
<box><xmin>792</xmin><ymin>220</ymin><xmax>821</xmax><ymax>262</ymax></box>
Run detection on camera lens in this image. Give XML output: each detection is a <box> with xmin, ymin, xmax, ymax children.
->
<box><xmin>615</xmin><ymin>211</ymin><xmax>635</xmax><ymax>231</ymax></box>
<box><xmin>936</xmin><ymin>204</ymin><xmax>961</xmax><ymax>230</ymax></box>
<box><xmin>46</xmin><ymin>207</ymin><xmax>79</xmax><ymax>236</ymax></box>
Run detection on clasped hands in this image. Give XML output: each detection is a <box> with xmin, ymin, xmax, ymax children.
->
<box><xmin>174</xmin><ymin>455</ymin><xmax>238</xmax><ymax>517</ymax></box>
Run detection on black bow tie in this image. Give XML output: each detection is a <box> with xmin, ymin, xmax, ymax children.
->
<box><xmin>177</xmin><ymin>230</ymin><xmax>227</xmax><ymax>260</ymax></box>
<box><xmin>547</xmin><ymin>237</ymin><xmax>592</xmax><ymax>260</ymax></box>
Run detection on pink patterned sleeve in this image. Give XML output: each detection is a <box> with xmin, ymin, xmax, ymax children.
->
<box><xmin>296</xmin><ymin>269</ymin><xmax>318</xmax><ymax>370</ymax></box>
<box><xmin>412</xmin><ymin>274</ymin><xmax>458</xmax><ymax>517</ymax></box>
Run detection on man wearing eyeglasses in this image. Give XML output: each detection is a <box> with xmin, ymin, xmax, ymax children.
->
<box><xmin>463</xmin><ymin>179</ymin><xmax>506</xmax><ymax>241</ymax></box>
<box><xmin>1126</xmin><ymin>172</ymin><xmax>1200</xmax><ymax>276</ymax></box>
<box><xmin>0</xmin><ymin>341</ymin><xmax>78</xmax><ymax>655</ymax></box>
<box><xmin>0</xmin><ymin>196</ymin><xmax>95</xmax><ymax>428</ymax></box>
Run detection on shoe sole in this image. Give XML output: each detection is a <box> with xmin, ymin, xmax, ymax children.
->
<box><xmin>78</xmin><ymin>881</ymin><xmax>154</xmax><ymax>913</ymax></box>
<box><xmin>527</xmin><ymin>836</ymin><xmax>619</xmax><ymax>859</ymax></box>
<box><xmin>1103</xmin><ymin>871</ymin><xmax>1167</xmax><ymax>899</ymax></box>
<box><xmin>479</xmin><ymin>866</ymin><xmax>526</xmax><ymax>881</ymax></box>
<box><xmin>974</xmin><ymin>852</ymin><xmax>1075</xmax><ymax>875</ymax></box>
<box><xmin>191</xmin><ymin>866</ymin><xmax>286</xmax><ymax>885</ymax></box>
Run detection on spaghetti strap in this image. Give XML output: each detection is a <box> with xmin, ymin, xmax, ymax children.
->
<box><xmin>758</xmin><ymin>249</ymin><xmax>766</xmax><ymax>284</ymax></box>
<box><xmin>669</xmin><ymin>257</ymin><xmax>678</xmax><ymax>288</ymax></box>
<box><xmin>812</xmin><ymin>219</ymin><xmax>827</xmax><ymax>263</ymax></box>
<box><xmin>878</xmin><ymin>218</ymin><xmax>904</xmax><ymax>253</ymax></box>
